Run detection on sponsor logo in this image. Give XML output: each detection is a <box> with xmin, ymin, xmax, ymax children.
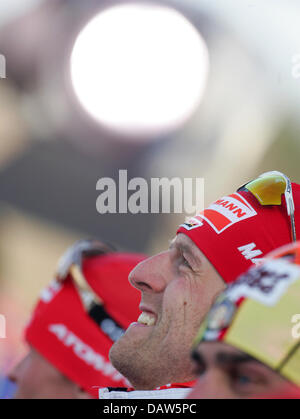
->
<box><xmin>202</xmin><ymin>298</ymin><xmax>237</xmax><ymax>341</ymax></box>
<box><xmin>49</xmin><ymin>323</ymin><xmax>124</xmax><ymax>381</ymax></box>
<box><xmin>206</xmin><ymin>299</ymin><xmax>236</xmax><ymax>331</ymax></box>
<box><xmin>238</xmin><ymin>242</ymin><xmax>265</xmax><ymax>266</ymax></box>
<box><xmin>40</xmin><ymin>280</ymin><xmax>63</xmax><ymax>303</ymax></box>
<box><xmin>180</xmin><ymin>216</ymin><xmax>203</xmax><ymax>231</ymax></box>
<box><xmin>180</xmin><ymin>193</ymin><xmax>256</xmax><ymax>233</ymax></box>
<box><xmin>227</xmin><ymin>259</ymin><xmax>300</xmax><ymax>306</ymax></box>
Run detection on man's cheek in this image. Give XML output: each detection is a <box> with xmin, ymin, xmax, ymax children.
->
<box><xmin>163</xmin><ymin>279</ymin><xmax>187</xmax><ymax>311</ymax></box>
<box><xmin>171</xmin><ymin>277</ymin><xmax>203</xmax><ymax>308</ymax></box>
<box><xmin>162</xmin><ymin>279</ymin><xmax>199</xmax><ymax>323</ymax></box>
<box><xmin>178</xmin><ymin>281</ymin><xmax>209</xmax><ymax>327</ymax></box>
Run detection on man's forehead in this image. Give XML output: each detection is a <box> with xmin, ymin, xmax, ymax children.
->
<box><xmin>195</xmin><ymin>342</ymin><xmax>254</xmax><ymax>366</ymax></box>
<box><xmin>171</xmin><ymin>233</ymin><xmax>197</xmax><ymax>250</ymax></box>
<box><xmin>170</xmin><ymin>234</ymin><xmax>204</xmax><ymax>258</ymax></box>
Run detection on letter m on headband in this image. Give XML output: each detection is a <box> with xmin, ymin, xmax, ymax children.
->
<box><xmin>181</xmin><ymin>193</ymin><xmax>257</xmax><ymax>234</ymax></box>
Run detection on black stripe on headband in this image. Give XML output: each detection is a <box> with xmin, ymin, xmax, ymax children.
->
<box><xmin>89</xmin><ymin>303</ymin><xmax>125</xmax><ymax>342</ymax></box>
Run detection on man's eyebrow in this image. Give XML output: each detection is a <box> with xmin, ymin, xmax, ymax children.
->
<box><xmin>216</xmin><ymin>352</ymin><xmax>256</xmax><ymax>366</ymax></box>
<box><xmin>169</xmin><ymin>237</ymin><xmax>203</xmax><ymax>267</ymax></box>
<box><xmin>170</xmin><ymin>237</ymin><xmax>195</xmax><ymax>255</ymax></box>
<box><xmin>177</xmin><ymin>240</ymin><xmax>202</xmax><ymax>264</ymax></box>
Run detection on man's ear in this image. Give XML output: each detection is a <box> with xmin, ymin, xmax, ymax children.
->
<box><xmin>75</xmin><ymin>386</ymin><xmax>92</xmax><ymax>399</ymax></box>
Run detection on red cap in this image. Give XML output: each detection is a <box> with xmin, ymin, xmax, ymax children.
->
<box><xmin>25</xmin><ymin>252</ymin><xmax>145</xmax><ymax>397</ymax></box>
<box><xmin>177</xmin><ymin>183</ymin><xmax>300</xmax><ymax>283</ymax></box>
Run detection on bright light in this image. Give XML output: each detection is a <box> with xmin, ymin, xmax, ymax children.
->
<box><xmin>70</xmin><ymin>2</ymin><xmax>209</xmax><ymax>139</ymax></box>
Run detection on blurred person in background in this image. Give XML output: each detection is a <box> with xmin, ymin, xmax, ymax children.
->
<box><xmin>189</xmin><ymin>241</ymin><xmax>300</xmax><ymax>399</ymax></box>
<box><xmin>102</xmin><ymin>171</ymin><xmax>300</xmax><ymax>398</ymax></box>
<box><xmin>8</xmin><ymin>239</ymin><xmax>146</xmax><ymax>399</ymax></box>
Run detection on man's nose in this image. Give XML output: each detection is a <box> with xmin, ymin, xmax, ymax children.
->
<box><xmin>188</xmin><ymin>370</ymin><xmax>236</xmax><ymax>399</ymax></box>
<box><xmin>129</xmin><ymin>251</ymin><xmax>169</xmax><ymax>293</ymax></box>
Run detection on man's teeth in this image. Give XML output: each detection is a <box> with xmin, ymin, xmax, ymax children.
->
<box><xmin>137</xmin><ymin>312</ymin><xmax>156</xmax><ymax>326</ymax></box>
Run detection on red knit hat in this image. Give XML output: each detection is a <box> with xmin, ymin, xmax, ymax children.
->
<box><xmin>25</xmin><ymin>243</ymin><xmax>145</xmax><ymax>398</ymax></box>
<box><xmin>177</xmin><ymin>178</ymin><xmax>300</xmax><ymax>283</ymax></box>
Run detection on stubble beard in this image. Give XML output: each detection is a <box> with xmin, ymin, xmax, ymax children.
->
<box><xmin>109</xmin><ymin>321</ymin><xmax>196</xmax><ymax>390</ymax></box>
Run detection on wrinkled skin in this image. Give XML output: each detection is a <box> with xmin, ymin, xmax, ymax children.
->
<box><xmin>110</xmin><ymin>233</ymin><xmax>225</xmax><ymax>390</ymax></box>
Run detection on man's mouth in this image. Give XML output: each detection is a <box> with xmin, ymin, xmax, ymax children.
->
<box><xmin>137</xmin><ymin>312</ymin><xmax>156</xmax><ymax>326</ymax></box>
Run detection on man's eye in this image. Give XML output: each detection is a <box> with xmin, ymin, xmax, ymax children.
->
<box><xmin>232</xmin><ymin>371</ymin><xmax>264</xmax><ymax>391</ymax></box>
<box><xmin>180</xmin><ymin>253</ymin><xmax>192</xmax><ymax>269</ymax></box>
<box><xmin>234</xmin><ymin>374</ymin><xmax>252</xmax><ymax>385</ymax></box>
<box><xmin>182</xmin><ymin>257</ymin><xmax>190</xmax><ymax>266</ymax></box>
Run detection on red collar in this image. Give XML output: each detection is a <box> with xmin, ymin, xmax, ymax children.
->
<box><xmin>127</xmin><ymin>381</ymin><xmax>196</xmax><ymax>392</ymax></box>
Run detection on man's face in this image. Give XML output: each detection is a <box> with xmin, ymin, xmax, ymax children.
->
<box><xmin>109</xmin><ymin>233</ymin><xmax>225</xmax><ymax>390</ymax></box>
<box><xmin>9</xmin><ymin>349</ymin><xmax>91</xmax><ymax>399</ymax></box>
<box><xmin>188</xmin><ymin>341</ymin><xmax>299</xmax><ymax>399</ymax></box>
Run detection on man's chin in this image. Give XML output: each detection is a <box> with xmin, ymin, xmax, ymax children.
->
<box><xmin>109</xmin><ymin>324</ymin><xmax>154</xmax><ymax>376</ymax></box>
<box><xmin>111</xmin><ymin>322</ymin><xmax>154</xmax><ymax>354</ymax></box>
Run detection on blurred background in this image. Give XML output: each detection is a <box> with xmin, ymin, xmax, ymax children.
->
<box><xmin>0</xmin><ymin>0</ymin><xmax>300</xmax><ymax>397</ymax></box>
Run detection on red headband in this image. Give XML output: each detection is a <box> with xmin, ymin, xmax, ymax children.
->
<box><xmin>177</xmin><ymin>184</ymin><xmax>300</xmax><ymax>283</ymax></box>
<box><xmin>25</xmin><ymin>252</ymin><xmax>145</xmax><ymax>397</ymax></box>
